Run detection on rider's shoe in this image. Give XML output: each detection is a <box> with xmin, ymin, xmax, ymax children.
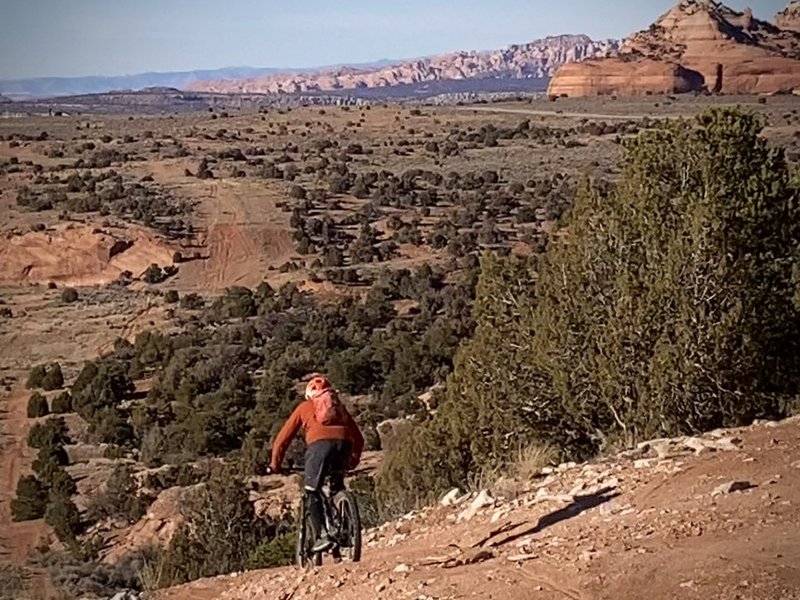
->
<box><xmin>311</xmin><ymin>532</ymin><xmax>335</xmax><ymax>553</ymax></box>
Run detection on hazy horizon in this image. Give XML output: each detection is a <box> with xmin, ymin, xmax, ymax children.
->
<box><xmin>0</xmin><ymin>0</ymin><xmax>789</xmax><ymax>80</ymax></box>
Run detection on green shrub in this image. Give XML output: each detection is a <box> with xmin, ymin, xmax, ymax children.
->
<box><xmin>26</xmin><ymin>364</ymin><xmax>47</xmax><ymax>389</ymax></box>
<box><xmin>245</xmin><ymin>533</ymin><xmax>294</xmax><ymax>569</ymax></box>
<box><xmin>45</xmin><ymin>493</ymin><xmax>82</xmax><ymax>543</ymax></box>
<box><xmin>41</xmin><ymin>363</ymin><xmax>64</xmax><ymax>391</ymax></box>
<box><xmin>10</xmin><ymin>475</ymin><xmax>48</xmax><ymax>521</ymax></box>
<box><xmin>27</xmin><ymin>417</ymin><xmax>68</xmax><ymax>449</ymax></box>
<box><xmin>72</xmin><ymin>361</ymin><xmax>134</xmax><ymax>421</ymax></box>
<box><xmin>154</xmin><ymin>470</ymin><xmax>292</xmax><ymax>587</ymax></box>
<box><xmin>0</xmin><ymin>564</ymin><xmax>26</xmax><ymax>600</ymax></box>
<box><xmin>33</xmin><ymin>448</ymin><xmax>70</xmax><ymax>488</ymax></box>
<box><xmin>164</xmin><ymin>290</ymin><xmax>179</xmax><ymax>304</ymax></box>
<box><xmin>61</xmin><ymin>287</ymin><xmax>79</xmax><ymax>303</ymax></box>
<box><xmin>530</xmin><ymin>109</ymin><xmax>800</xmax><ymax>449</ymax></box>
<box><xmin>48</xmin><ymin>467</ymin><xmax>77</xmax><ymax>497</ymax></box>
<box><xmin>51</xmin><ymin>391</ymin><xmax>73</xmax><ymax>414</ymax></box>
<box><xmin>87</xmin><ymin>465</ymin><xmax>150</xmax><ymax>524</ymax></box>
<box><xmin>379</xmin><ymin>109</ymin><xmax>800</xmax><ymax>510</ymax></box>
<box><xmin>143</xmin><ymin>264</ymin><xmax>165</xmax><ymax>284</ymax></box>
<box><xmin>179</xmin><ymin>292</ymin><xmax>204</xmax><ymax>310</ymax></box>
<box><xmin>27</xmin><ymin>392</ymin><xmax>50</xmax><ymax>418</ymax></box>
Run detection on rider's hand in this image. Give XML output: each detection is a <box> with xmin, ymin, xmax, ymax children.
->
<box><xmin>267</xmin><ymin>465</ymin><xmax>282</xmax><ymax>476</ymax></box>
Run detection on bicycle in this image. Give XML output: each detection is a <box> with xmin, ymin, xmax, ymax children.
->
<box><xmin>267</xmin><ymin>466</ymin><xmax>362</xmax><ymax>567</ymax></box>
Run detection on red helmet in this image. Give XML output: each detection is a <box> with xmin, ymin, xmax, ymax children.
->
<box><xmin>305</xmin><ymin>375</ymin><xmax>332</xmax><ymax>400</ymax></box>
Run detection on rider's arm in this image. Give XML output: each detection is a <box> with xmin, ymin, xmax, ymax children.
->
<box><xmin>270</xmin><ymin>404</ymin><xmax>304</xmax><ymax>470</ymax></box>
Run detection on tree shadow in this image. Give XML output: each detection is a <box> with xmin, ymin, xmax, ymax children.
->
<box><xmin>494</xmin><ymin>487</ymin><xmax>620</xmax><ymax>548</ymax></box>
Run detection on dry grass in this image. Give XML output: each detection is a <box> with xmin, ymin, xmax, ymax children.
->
<box><xmin>138</xmin><ymin>552</ymin><xmax>167</xmax><ymax>593</ymax></box>
<box><xmin>469</xmin><ymin>442</ymin><xmax>558</xmax><ymax>500</ymax></box>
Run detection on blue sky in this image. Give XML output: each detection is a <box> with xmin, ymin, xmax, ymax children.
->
<box><xmin>0</xmin><ymin>0</ymin><xmax>789</xmax><ymax>79</ymax></box>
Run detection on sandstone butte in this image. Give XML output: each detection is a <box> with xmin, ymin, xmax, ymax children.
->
<box><xmin>189</xmin><ymin>35</ymin><xmax>619</xmax><ymax>94</ymax></box>
<box><xmin>548</xmin><ymin>0</ymin><xmax>800</xmax><ymax>97</ymax></box>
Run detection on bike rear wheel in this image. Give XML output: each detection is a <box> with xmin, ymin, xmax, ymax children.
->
<box><xmin>333</xmin><ymin>490</ymin><xmax>362</xmax><ymax>562</ymax></box>
<box><xmin>296</xmin><ymin>496</ymin><xmax>322</xmax><ymax>568</ymax></box>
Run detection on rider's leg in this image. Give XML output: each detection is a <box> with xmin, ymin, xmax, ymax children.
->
<box><xmin>304</xmin><ymin>440</ymin><xmax>335</xmax><ymax>552</ymax></box>
<box><xmin>327</xmin><ymin>439</ymin><xmax>352</xmax><ymax>494</ymax></box>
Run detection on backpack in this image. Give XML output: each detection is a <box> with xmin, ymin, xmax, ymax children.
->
<box><xmin>312</xmin><ymin>389</ymin><xmax>344</xmax><ymax>425</ymax></box>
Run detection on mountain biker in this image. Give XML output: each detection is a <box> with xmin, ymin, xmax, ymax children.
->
<box><xmin>270</xmin><ymin>375</ymin><xmax>364</xmax><ymax>553</ymax></box>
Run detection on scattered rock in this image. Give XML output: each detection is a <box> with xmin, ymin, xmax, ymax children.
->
<box><xmin>458</xmin><ymin>490</ymin><xmax>495</xmax><ymax>521</ymax></box>
<box><xmin>507</xmin><ymin>553</ymin><xmax>538</xmax><ymax>562</ymax></box>
<box><xmin>394</xmin><ymin>563</ymin><xmax>412</xmax><ymax>573</ymax></box>
<box><xmin>440</xmin><ymin>487</ymin><xmax>467</xmax><ymax>507</ymax></box>
<box><xmin>712</xmin><ymin>481</ymin><xmax>756</xmax><ymax>496</ymax></box>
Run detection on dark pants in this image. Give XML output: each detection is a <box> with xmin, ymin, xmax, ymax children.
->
<box><xmin>304</xmin><ymin>439</ymin><xmax>351</xmax><ymax>537</ymax></box>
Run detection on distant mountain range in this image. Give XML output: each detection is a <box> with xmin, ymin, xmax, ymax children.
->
<box><xmin>0</xmin><ymin>60</ymin><xmax>398</xmax><ymax>100</ymax></box>
<box><xmin>191</xmin><ymin>35</ymin><xmax>619</xmax><ymax>94</ymax></box>
<box><xmin>0</xmin><ymin>34</ymin><xmax>620</xmax><ymax>100</ymax></box>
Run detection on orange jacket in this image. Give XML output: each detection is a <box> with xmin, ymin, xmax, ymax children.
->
<box><xmin>270</xmin><ymin>399</ymin><xmax>365</xmax><ymax>470</ymax></box>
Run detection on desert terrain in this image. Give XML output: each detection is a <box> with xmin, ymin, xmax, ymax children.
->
<box><xmin>1</xmin><ymin>89</ymin><xmax>799</xmax><ymax>599</ymax></box>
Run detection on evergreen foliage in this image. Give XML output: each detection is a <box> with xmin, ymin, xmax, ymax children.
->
<box><xmin>379</xmin><ymin>109</ymin><xmax>800</xmax><ymax>510</ymax></box>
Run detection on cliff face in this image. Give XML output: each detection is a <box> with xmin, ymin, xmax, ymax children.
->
<box><xmin>550</xmin><ymin>59</ymin><xmax>705</xmax><ymax>96</ymax></box>
<box><xmin>549</xmin><ymin>1</ymin><xmax>800</xmax><ymax>96</ymax></box>
<box><xmin>190</xmin><ymin>35</ymin><xmax>619</xmax><ymax>94</ymax></box>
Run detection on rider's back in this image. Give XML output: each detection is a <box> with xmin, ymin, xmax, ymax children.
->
<box><xmin>271</xmin><ymin>399</ymin><xmax>364</xmax><ymax>468</ymax></box>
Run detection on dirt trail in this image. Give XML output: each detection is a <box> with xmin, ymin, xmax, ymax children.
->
<box><xmin>175</xmin><ymin>180</ymin><xmax>295</xmax><ymax>291</ymax></box>
<box><xmin>0</xmin><ymin>389</ymin><xmax>52</xmax><ymax>569</ymax></box>
<box><xmin>160</xmin><ymin>417</ymin><xmax>800</xmax><ymax>600</ymax></box>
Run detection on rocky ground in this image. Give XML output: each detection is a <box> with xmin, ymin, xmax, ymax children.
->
<box><xmin>159</xmin><ymin>416</ymin><xmax>800</xmax><ymax>600</ymax></box>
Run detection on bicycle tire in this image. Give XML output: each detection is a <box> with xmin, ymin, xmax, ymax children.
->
<box><xmin>333</xmin><ymin>490</ymin><xmax>362</xmax><ymax>562</ymax></box>
<box><xmin>295</xmin><ymin>495</ymin><xmax>322</xmax><ymax>568</ymax></box>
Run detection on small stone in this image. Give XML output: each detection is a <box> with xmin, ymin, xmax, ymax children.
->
<box><xmin>440</xmin><ymin>488</ymin><xmax>463</xmax><ymax>506</ymax></box>
<box><xmin>634</xmin><ymin>459</ymin><xmax>653</xmax><ymax>469</ymax></box>
<box><xmin>375</xmin><ymin>582</ymin><xmax>386</xmax><ymax>593</ymax></box>
<box><xmin>394</xmin><ymin>563</ymin><xmax>412</xmax><ymax>573</ymax></box>
<box><xmin>712</xmin><ymin>481</ymin><xmax>755</xmax><ymax>496</ymax></box>
<box><xmin>458</xmin><ymin>489</ymin><xmax>495</xmax><ymax>521</ymax></box>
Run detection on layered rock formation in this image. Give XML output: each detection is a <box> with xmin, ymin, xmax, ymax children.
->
<box><xmin>549</xmin><ymin>1</ymin><xmax>800</xmax><ymax>96</ymax></box>
<box><xmin>551</xmin><ymin>58</ymin><xmax>705</xmax><ymax>96</ymax></box>
<box><xmin>191</xmin><ymin>35</ymin><xmax>619</xmax><ymax>94</ymax></box>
